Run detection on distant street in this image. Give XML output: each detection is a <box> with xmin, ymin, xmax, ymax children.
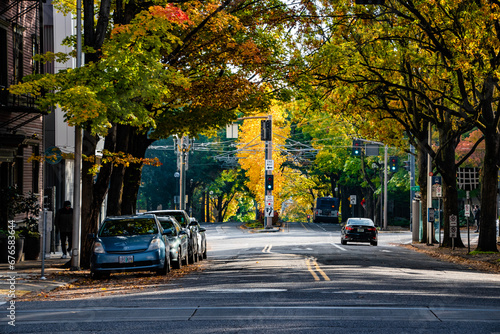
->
<box><xmin>2</xmin><ymin>222</ymin><xmax>500</xmax><ymax>334</ymax></box>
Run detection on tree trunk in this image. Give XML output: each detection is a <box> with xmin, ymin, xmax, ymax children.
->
<box><xmin>476</xmin><ymin>131</ymin><xmax>500</xmax><ymax>252</ymax></box>
<box><xmin>438</xmin><ymin>126</ymin><xmax>464</xmax><ymax>248</ymax></box>
<box><xmin>120</xmin><ymin>130</ymin><xmax>153</xmax><ymax>215</ymax></box>
<box><xmin>107</xmin><ymin>124</ymin><xmax>130</xmax><ymax>216</ymax></box>
<box><xmin>80</xmin><ymin>127</ymin><xmax>116</xmax><ymax>268</ymax></box>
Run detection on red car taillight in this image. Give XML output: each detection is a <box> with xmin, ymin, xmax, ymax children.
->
<box><xmin>345</xmin><ymin>226</ymin><xmax>355</xmax><ymax>231</ymax></box>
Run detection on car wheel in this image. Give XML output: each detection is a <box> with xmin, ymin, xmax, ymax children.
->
<box><xmin>173</xmin><ymin>248</ymin><xmax>182</xmax><ymax>269</ymax></box>
<box><xmin>188</xmin><ymin>246</ymin><xmax>196</xmax><ymax>264</ymax></box>
<box><xmin>341</xmin><ymin>239</ymin><xmax>347</xmax><ymax>245</ymax></box>
<box><xmin>370</xmin><ymin>241</ymin><xmax>378</xmax><ymax>246</ymax></box>
<box><xmin>182</xmin><ymin>251</ymin><xmax>188</xmax><ymax>266</ymax></box>
<box><xmin>156</xmin><ymin>254</ymin><xmax>170</xmax><ymax>275</ymax></box>
<box><xmin>202</xmin><ymin>244</ymin><xmax>207</xmax><ymax>259</ymax></box>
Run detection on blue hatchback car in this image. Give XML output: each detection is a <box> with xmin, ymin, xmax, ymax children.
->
<box><xmin>90</xmin><ymin>214</ymin><xmax>170</xmax><ymax>279</ymax></box>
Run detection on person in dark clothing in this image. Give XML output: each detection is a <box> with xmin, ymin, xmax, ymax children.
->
<box><xmin>474</xmin><ymin>205</ymin><xmax>481</xmax><ymax>233</ymax></box>
<box><xmin>55</xmin><ymin>200</ymin><xmax>73</xmax><ymax>258</ymax></box>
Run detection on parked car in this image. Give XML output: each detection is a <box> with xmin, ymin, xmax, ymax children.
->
<box><xmin>340</xmin><ymin>218</ymin><xmax>378</xmax><ymax>246</ymax></box>
<box><xmin>190</xmin><ymin>217</ymin><xmax>207</xmax><ymax>260</ymax></box>
<box><xmin>89</xmin><ymin>214</ymin><xmax>170</xmax><ymax>279</ymax></box>
<box><xmin>156</xmin><ymin>216</ymin><xmax>188</xmax><ymax>269</ymax></box>
<box><xmin>145</xmin><ymin>210</ymin><xmax>198</xmax><ymax>264</ymax></box>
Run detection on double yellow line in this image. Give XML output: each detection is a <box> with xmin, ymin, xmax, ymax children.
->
<box><xmin>306</xmin><ymin>258</ymin><xmax>330</xmax><ymax>281</ymax></box>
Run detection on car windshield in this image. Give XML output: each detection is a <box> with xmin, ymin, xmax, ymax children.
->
<box><xmin>347</xmin><ymin>219</ymin><xmax>374</xmax><ymax>226</ymax></box>
<box><xmin>99</xmin><ymin>218</ymin><xmax>158</xmax><ymax>237</ymax></box>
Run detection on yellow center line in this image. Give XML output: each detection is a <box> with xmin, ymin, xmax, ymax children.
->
<box><xmin>300</xmin><ymin>222</ymin><xmax>309</xmax><ymax>231</ymax></box>
<box><xmin>314</xmin><ymin>260</ymin><xmax>331</xmax><ymax>281</ymax></box>
<box><xmin>305</xmin><ymin>258</ymin><xmax>320</xmax><ymax>281</ymax></box>
<box><xmin>305</xmin><ymin>258</ymin><xmax>330</xmax><ymax>281</ymax></box>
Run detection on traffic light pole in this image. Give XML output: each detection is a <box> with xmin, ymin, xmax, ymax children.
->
<box><xmin>265</xmin><ymin>115</ymin><xmax>273</xmax><ymax>229</ymax></box>
<box><xmin>237</xmin><ymin>115</ymin><xmax>273</xmax><ymax>229</ymax></box>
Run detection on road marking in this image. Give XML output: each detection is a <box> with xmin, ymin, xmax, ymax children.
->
<box><xmin>262</xmin><ymin>244</ymin><xmax>272</xmax><ymax>253</ymax></box>
<box><xmin>331</xmin><ymin>243</ymin><xmax>347</xmax><ymax>251</ymax></box>
<box><xmin>207</xmin><ymin>288</ymin><xmax>287</xmax><ymax>293</ymax></box>
<box><xmin>300</xmin><ymin>222</ymin><xmax>309</xmax><ymax>231</ymax></box>
<box><xmin>305</xmin><ymin>258</ymin><xmax>320</xmax><ymax>280</ymax></box>
<box><xmin>306</xmin><ymin>258</ymin><xmax>330</xmax><ymax>281</ymax></box>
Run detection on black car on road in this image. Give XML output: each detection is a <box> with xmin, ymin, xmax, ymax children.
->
<box><xmin>340</xmin><ymin>218</ymin><xmax>378</xmax><ymax>246</ymax></box>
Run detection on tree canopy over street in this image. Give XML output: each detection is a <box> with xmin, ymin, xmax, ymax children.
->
<box><xmin>9</xmin><ymin>0</ymin><xmax>499</xmax><ymax>257</ymax></box>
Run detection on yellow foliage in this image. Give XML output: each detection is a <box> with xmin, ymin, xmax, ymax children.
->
<box><xmin>237</xmin><ymin>101</ymin><xmax>291</xmax><ymax>213</ymax></box>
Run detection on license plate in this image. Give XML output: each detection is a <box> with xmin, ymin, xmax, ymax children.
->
<box><xmin>358</xmin><ymin>228</ymin><xmax>364</xmax><ymax>232</ymax></box>
<box><xmin>119</xmin><ymin>256</ymin><xmax>133</xmax><ymax>264</ymax></box>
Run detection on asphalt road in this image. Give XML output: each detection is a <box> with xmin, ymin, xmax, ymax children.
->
<box><xmin>1</xmin><ymin>221</ymin><xmax>500</xmax><ymax>333</ymax></box>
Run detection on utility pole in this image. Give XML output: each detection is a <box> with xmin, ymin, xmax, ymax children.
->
<box><xmin>383</xmin><ymin>145</ymin><xmax>388</xmax><ymax>230</ymax></box>
<box><xmin>176</xmin><ymin>135</ymin><xmax>192</xmax><ymax>211</ymax></box>
<box><xmin>265</xmin><ymin>115</ymin><xmax>273</xmax><ymax>229</ymax></box>
<box><xmin>71</xmin><ymin>0</ymin><xmax>82</xmax><ymax>271</ymax></box>
<box><xmin>427</xmin><ymin>125</ymin><xmax>433</xmax><ymax>246</ymax></box>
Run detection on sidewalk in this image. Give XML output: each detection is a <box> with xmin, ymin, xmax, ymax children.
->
<box><xmin>0</xmin><ymin>252</ymin><xmax>76</xmax><ymax>304</ymax></box>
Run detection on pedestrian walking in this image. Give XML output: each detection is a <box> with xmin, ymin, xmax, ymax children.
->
<box><xmin>473</xmin><ymin>205</ymin><xmax>481</xmax><ymax>233</ymax></box>
<box><xmin>55</xmin><ymin>200</ymin><xmax>73</xmax><ymax>258</ymax></box>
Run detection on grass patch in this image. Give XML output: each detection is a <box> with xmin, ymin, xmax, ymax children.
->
<box><xmin>469</xmin><ymin>250</ymin><xmax>499</xmax><ymax>255</ymax></box>
<box><xmin>245</xmin><ymin>221</ymin><xmax>263</xmax><ymax>229</ymax></box>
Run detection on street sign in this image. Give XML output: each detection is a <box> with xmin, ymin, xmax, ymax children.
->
<box><xmin>449</xmin><ymin>214</ymin><xmax>457</xmax><ymax>226</ymax></box>
<box><xmin>265</xmin><ymin>206</ymin><xmax>274</xmax><ymax>217</ymax></box>
<box><xmin>464</xmin><ymin>204</ymin><xmax>470</xmax><ymax>217</ymax></box>
<box><xmin>265</xmin><ymin>195</ymin><xmax>274</xmax><ymax>207</ymax></box>
<box><xmin>450</xmin><ymin>226</ymin><xmax>457</xmax><ymax>238</ymax></box>
<box><xmin>265</xmin><ymin>160</ymin><xmax>274</xmax><ymax>171</ymax></box>
<box><xmin>350</xmin><ymin>195</ymin><xmax>357</xmax><ymax>205</ymax></box>
<box><xmin>410</xmin><ymin>186</ymin><xmax>420</xmax><ymax>191</ymax></box>
<box><xmin>432</xmin><ymin>176</ymin><xmax>442</xmax><ymax>185</ymax></box>
<box><xmin>435</xmin><ymin>185</ymin><xmax>442</xmax><ymax>197</ymax></box>
<box><xmin>428</xmin><ymin>208</ymin><xmax>435</xmax><ymax>222</ymax></box>
<box><xmin>449</xmin><ymin>214</ymin><xmax>458</xmax><ymax>238</ymax></box>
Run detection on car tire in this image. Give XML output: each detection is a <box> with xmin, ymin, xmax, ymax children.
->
<box><xmin>370</xmin><ymin>241</ymin><xmax>378</xmax><ymax>246</ymax></box>
<box><xmin>202</xmin><ymin>244</ymin><xmax>207</xmax><ymax>259</ymax></box>
<box><xmin>188</xmin><ymin>246</ymin><xmax>196</xmax><ymax>264</ymax></box>
<box><xmin>173</xmin><ymin>248</ymin><xmax>182</xmax><ymax>269</ymax></box>
<box><xmin>156</xmin><ymin>254</ymin><xmax>170</xmax><ymax>275</ymax></box>
<box><xmin>341</xmin><ymin>239</ymin><xmax>347</xmax><ymax>245</ymax></box>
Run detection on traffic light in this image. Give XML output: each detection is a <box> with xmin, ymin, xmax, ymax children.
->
<box><xmin>261</xmin><ymin>120</ymin><xmax>272</xmax><ymax>141</ymax></box>
<box><xmin>352</xmin><ymin>139</ymin><xmax>362</xmax><ymax>156</ymax></box>
<box><xmin>265</xmin><ymin>174</ymin><xmax>274</xmax><ymax>190</ymax></box>
<box><xmin>389</xmin><ymin>156</ymin><xmax>399</xmax><ymax>172</ymax></box>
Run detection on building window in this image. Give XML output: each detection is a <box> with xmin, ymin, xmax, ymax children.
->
<box><xmin>13</xmin><ymin>26</ymin><xmax>24</xmax><ymax>85</ymax></box>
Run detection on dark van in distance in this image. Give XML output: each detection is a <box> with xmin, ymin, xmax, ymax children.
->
<box><xmin>313</xmin><ymin>197</ymin><xmax>340</xmax><ymax>223</ymax></box>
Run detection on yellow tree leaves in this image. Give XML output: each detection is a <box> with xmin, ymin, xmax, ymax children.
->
<box><xmin>237</xmin><ymin>102</ymin><xmax>291</xmax><ymax>213</ymax></box>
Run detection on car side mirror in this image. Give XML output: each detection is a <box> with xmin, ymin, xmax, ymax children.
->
<box><xmin>163</xmin><ymin>228</ymin><xmax>173</xmax><ymax>237</ymax></box>
<box><xmin>199</xmin><ymin>227</ymin><xmax>206</xmax><ymax>233</ymax></box>
<box><xmin>179</xmin><ymin>230</ymin><xmax>188</xmax><ymax>235</ymax></box>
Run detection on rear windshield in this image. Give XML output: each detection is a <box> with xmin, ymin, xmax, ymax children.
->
<box><xmin>316</xmin><ymin>198</ymin><xmax>339</xmax><ymax>209</ymax></box>
<box><xmin>153</xmin><ymin>212</ymin><xmax>186</xmax><ymax>226</ymax></box>
<box><xmin>99</xmin><ymin>218</ymin><xmax>158</xmax><ymax>237</ymax></box>
<box><xmin>347</xmin><ymin>219</ymin><xmax>374</xmax><ymax>226</ymax></box>
<box><xmin>158</xmin><ymin>219</ymin><xmax>174</xmax><ymax>230</ymax></box>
